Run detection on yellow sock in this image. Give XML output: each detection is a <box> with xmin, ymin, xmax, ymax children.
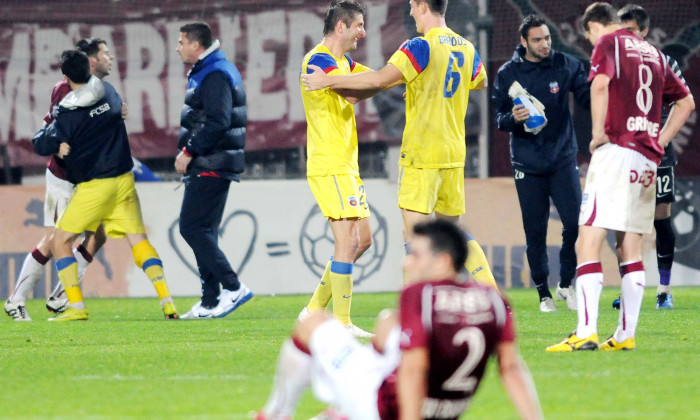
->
<box><xmin>308</xmin><ymin>261</ymin><xmax>332</xmax><ymax>311</ymax></box>
<box><xmin>132</xmin><ymin>239</ymin><xmax>172</xmax><ymax>301</ymax></box>
<box><xmin>144</xmin><ymin>265</ymin><xmax>171</xmax><ymax>301</ymax></box>
<box><xmin>329</xmin><ymin>261</ymin><xmax>353</xmax><ymax>325</ymax></box>
<box><xmin>56</xmin><ymin>257</ymin><xmax>85</xmax><ymax>309</ymax></box>
<box><xmin>466</xmin><ymin>238</ymin><xmax>499</xmax><ymax>291</ymax></box>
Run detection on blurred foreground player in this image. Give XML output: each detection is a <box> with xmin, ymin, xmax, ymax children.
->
<box><xmin>33</xmin><ymin>50</ymin><xmax>178</xmax><ymax>321</ymax></box>
<box><xmin>546</xmin><ymin>3</ymin><xmax>693</xmax><ymax>352</ymax></box>
<box><xmin>258</xmin><ymin>220</ymin><xmax>543</xmax><ymax>420</ymax></box>
<box><xmin>301</xmin><ymin>0</ymin><xmax>499</xmax><ymax>291</ymax></box>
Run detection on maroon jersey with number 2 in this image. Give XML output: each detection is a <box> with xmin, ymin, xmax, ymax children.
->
<box><xmin>378</xmin><ymin>279</ymin><xmax>513</xmax><ymax>420</ymax></box>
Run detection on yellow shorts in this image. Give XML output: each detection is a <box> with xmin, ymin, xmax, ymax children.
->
<box><xmin>56</xmin><ymin>172</ymin><xmax>146</xmax><ymax>238</ymax></box>
<box><xmin>308</xmin><ymin>175</ymin><xmax>370</xmax><ymax>220</ymax></box>
<box><xmin>398</xmin><ymin>166</ymin><xmax>465</xmax><ymax>216</ymax></box>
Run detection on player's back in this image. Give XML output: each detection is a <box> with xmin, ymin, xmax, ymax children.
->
<box><xmin>58</xmin><ymin>81</ymin><xmax>133</xmax><ymax>183</ymax></box>
<box><xmin>397</xmin><ymin>279</ymin><xmax>512</xmax><ymax>420</ymax></box>
<box><xmin>591</xmin><ymin>29</ymin><xmax>684</xmax><ymax>163</ymax></box>
<box><xmin>390</xmin><ymin>27</ymin><xmax>485</xmax><ymax>169</ymax></box>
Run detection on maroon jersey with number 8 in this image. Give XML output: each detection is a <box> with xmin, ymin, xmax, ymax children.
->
<box><xmin>589</xmin><ymin>29</ymin><xmax>690</xmax><ymax>164</ymax></box>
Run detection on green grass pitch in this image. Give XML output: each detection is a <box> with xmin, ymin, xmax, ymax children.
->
<box><xmin>1</xmin><ymin>287</ymin><xmax>699</xmax><ymax>419</ymax></box>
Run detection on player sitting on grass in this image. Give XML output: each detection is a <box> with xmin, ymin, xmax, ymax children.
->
<box><xmin>257</xmin><ymin>220</ymin><xmax>543</xmax><ymax>420</ymax></box>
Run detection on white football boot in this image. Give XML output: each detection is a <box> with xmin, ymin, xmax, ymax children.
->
<box><xmin>5</xmin><ymin>300</ymin><xmax>32</xmax><ymax>321</ymax></box>
<box><xmin>555</xmin><ymin>283</ymin><xmax>578</xmax><ymax>311</ymax></box>
<box><xmin>211</xmin><ymin>283</ymin><xmax>254</xmax><ymax>318</ymax></box>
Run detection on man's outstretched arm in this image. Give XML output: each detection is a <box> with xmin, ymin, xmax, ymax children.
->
<box><xmin>302</xmin><ymin>63</ymin><xmax>404</xmax><ymax>92</ymax></box>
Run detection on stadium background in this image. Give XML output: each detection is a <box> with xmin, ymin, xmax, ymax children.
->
<box><xmin>0</xmin><ymin>0</ymin><xmax>698</xmax><ymax>297</ymax></box>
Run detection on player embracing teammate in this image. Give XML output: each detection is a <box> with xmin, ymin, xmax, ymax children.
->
<box><xmin>301</xmin><ymin>0</ymin><xmax>500</xmax><ymax>291</ymax></box>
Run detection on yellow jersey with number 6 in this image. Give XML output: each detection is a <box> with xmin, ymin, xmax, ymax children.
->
<box><xmin>300</xmin><ymin>44</ymin><xmax>370</xmax><ymax>177</ymax></box>
<box><xmin>388</xmin><ymin>27</ymin><xmax>486</xmax><ymax>169</ymax></box>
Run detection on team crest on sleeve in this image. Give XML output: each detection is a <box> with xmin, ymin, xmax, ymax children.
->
<box><xmin>348</xmin><ymin>196</ymin><xmax>358</xmax><ymax>207</ymax></box>
<box><xmin>549</xmin><ymin>81</ymin><xmax>560</xmax><ymax>94</ymax></box>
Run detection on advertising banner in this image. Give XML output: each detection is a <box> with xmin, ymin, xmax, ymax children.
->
<box><xmin>2</xmin><ymin>178</ymin><xmax>698</xmax><ymax>299</ymax></box>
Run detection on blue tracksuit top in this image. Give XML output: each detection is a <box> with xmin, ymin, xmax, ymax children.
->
<box><xmin>493</xmin><ymin>45</ymin><xmax>590</xmax><ymax>174</ymax></box>
<box><xmin>179</xmin><ymin>43</ymin><xmax>246</xmax><ymax>180</ymax></box>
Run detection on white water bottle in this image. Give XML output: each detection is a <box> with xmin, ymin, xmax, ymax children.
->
<box><xmin>508</xmin><ymin>81</ymin><xmax>547</xmax><ymax>134</ymax></box>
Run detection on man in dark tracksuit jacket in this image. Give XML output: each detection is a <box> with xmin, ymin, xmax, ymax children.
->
<box><xmin>175</xmin><ymin>22</ymin><xmax>253</xmax><ymax>319</ymax></box>
<box><xmin>33</xmin><ymin>50</ymin><xmax>177</xmax><ymax>321</ymax></box>
<box><xmin>493</xmin><ymin>15</ymin><xmax>590</xmax><ymax>312</ymax></box>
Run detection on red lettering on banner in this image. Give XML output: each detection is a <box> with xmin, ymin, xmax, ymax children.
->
<box><xmin>0</xmin><ymin>1</ymin><xmax>402</xmax><ymax>166</ymax></box>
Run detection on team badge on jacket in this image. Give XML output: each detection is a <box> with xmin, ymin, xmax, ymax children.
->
<box><xmin>549</xmin><ymin>81</ymin><xmax>560</xmax><ymax>94</ymax></box>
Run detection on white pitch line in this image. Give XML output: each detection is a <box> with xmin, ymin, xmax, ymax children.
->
<box><xmin>70</xmin><ymin>374</ymin><xmax>247</xmax><ymax>381</ymax></box>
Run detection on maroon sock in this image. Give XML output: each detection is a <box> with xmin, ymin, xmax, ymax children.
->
<box><xmin>292</xmin><ymin>336</ymin><xmax>311</xmax><ymax>355</ymax></box>
<box><xmin>75</xmin><ymin>244</ymin><xmax>93</xmax><ymax>263</ymax></box>
<box><xmin>31</xmin><ymin>248</ymin><xmax>50</xmax><ymax>265</ymax></box>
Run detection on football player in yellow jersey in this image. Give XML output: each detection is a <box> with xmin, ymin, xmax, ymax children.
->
<box><xmin>298</xmin><ymin>1</ymin><xmax>386</xmax><ymax>338</ymax></box>
<box><xmin>302</xmin><ymin>0</ymin><xmax>499</xmax><ymax>290</ymax></box>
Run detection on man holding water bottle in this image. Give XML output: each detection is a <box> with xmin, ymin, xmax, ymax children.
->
<box><xmin>493</xmin><ymin>14</ymin><xmax>590</xmax><ymax>312</ymax></box>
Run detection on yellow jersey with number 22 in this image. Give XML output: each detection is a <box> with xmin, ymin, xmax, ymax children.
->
<box><xmin>300</xmin><ymin>44</ymin><xmax>371</xmax><ymax>177</ymax></box>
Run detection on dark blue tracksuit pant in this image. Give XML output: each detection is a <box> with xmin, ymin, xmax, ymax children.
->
<box><xmin>180</xmin><ymin>176</ymin><xmax>240</xmax><ymax>308</ymax></box>
<box><xmin>513</xmin><ymin>159</ymin><xmax>581</xmax><ymax>298</ymax></box>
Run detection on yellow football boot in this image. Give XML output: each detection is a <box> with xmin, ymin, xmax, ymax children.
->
<box><xmin>599</xmin><ymin>336</ymin><xmax>636</xmax><ymax>351</ymax></box>
<box><xmin>162</xmin><ymin>299</ymin><xmax>179</xmax><ymax>319</ymax></box>
<box><xmin>48</xmin><ymin>307</ymin><xmax>88</xmax><ymax>321</ymax></box>
<box><xmin>546</xmin><ymin>332</ymin><xmax>598</xmax><ymax>352</ymax></box>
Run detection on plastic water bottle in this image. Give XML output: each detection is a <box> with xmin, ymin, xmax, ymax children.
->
<box><xmin>513</xmin><ymin>95</ymin><xmax>546</xmax><ymax>132</ymax></box>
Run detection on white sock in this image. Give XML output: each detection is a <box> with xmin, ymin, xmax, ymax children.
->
<box><xmin>49</xmin><ymin>280</ymin><xmax>66</xmax><ymax>301</ymax></box>
<box><xmin>9</xmin><ymin>252</ymin><xmax>46</xmax><ymax>303</ymax></box>
<box><xmin>74</xmin><ymin>248</ymin><xmax>90</xmax><ymax>284</ymax></box>
<box><xmin>657</xmin><ymin>284</ymin><xmax>670</xmax><ymax>294</ymax></box>
<box><xmin>49</xmin><ymin>247</ymin><xmax>90</xmax><ymax>300</ymax></box>
<box><xmin>614</xmin><ymin>261</ymin><xmax>646</xmax><ymax>343</ymax></box>
<box><xmin>575</xmin><ymin>261</ymin><xmax>603</xmax><ymax>339</ymax></box>
<box><xmin>262</xmin><ymin>338</ymin><xmax>312</xmax><ymax>419</ymax></box>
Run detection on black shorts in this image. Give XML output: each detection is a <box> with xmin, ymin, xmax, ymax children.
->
<box><xmin>656</xmin><ymin>165</ymin><xmax>675</xmax><ymax>204</ymax></box>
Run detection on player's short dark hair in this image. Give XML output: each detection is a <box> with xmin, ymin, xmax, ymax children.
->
<box><xmin>415</xmin><ymin>0</ymin><xmax>449</xmax><ymax>16</ymax></box>
<box><xmin>322</xmin><ymin>1</ymin><xmax>366</xmax><ymax>36</ymax></box>
<box><xmin>582</xmin><ymin>2</ymin><xmax>619</xmax><ymax>32</ymax></box>
<box><xmin>76</xmin><ymin>38</ymin><xmax>106</xmax><ymax>58</ymax></box>
<box><xmin>413</xmin><ymin>220</ymin><xmax>468</xmax><ymax>272</ymax></box>
<box><xmin>61</xmin><ymin>50</ymin><xmax>91</xmax><ymax>84</ymax></box>
<box><xmin>180</xmin><ymin>22</ymin><xmax>213</xmax><ymax>49</ymax></box>
<box><xmin>618</xmin><ymin>4</ymin><xmax>649</xmax><ymax>32</ymax></box>
<box><xmin>519</xmin><ymin>14</ymin><xmax>547</xmax><ymax>40</ymax></box>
